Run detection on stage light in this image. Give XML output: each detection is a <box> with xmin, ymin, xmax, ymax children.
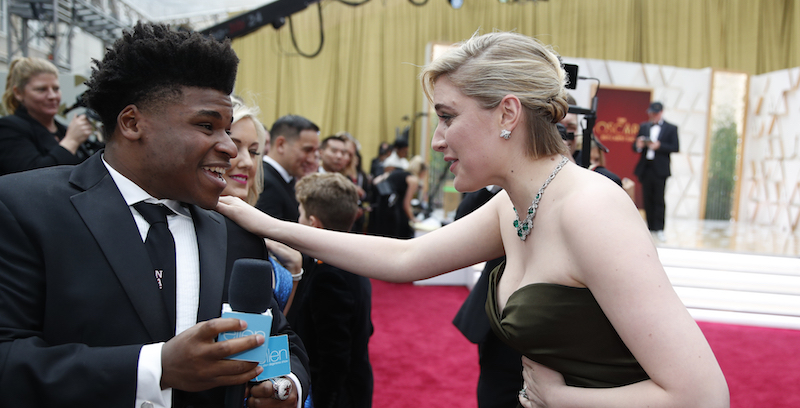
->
<box><xmin>449</xmin><ymin>0</ymin><xmax>463</xmax><ymax>9</ymax></box>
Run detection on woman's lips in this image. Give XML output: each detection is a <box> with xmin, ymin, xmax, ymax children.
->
<box><xmin>228</xmin><ymin>174</ymin><xmax>248</xmax><ymax>185</ymax></box>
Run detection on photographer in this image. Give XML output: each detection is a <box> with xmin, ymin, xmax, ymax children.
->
<box><xmin>0</xmin><ymin>57</ymin><xmax>96</xmax><ymax>176</ymax></box>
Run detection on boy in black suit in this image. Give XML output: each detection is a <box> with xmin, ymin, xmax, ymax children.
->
<box><xmin>288</xmin><ymin>172</ymin><xmax>374</xmax><ymax>408</ymax></box>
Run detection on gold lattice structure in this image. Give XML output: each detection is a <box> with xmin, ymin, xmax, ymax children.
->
<box><xmin>742</xmin><ymin>67</ymin><xmax>800</xmax><ymax>234</ymax></box>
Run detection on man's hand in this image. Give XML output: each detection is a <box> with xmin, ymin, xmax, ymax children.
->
<box><xmin>247</xmin><ymin>379</ymin><xmax>299</xmax><ymax>407</ymax></box>
<box><xmin>635</xmin><ymin>136</ymin><xmax>647</xmax><ymax>151</ymax></box>
<box><xmin>161</xmin><ymin>318</ymin><xmax>264</xmax><ymax>392</ymax></box>
<box><xmin>648</xmin><ymin>140</ymin><xmax>661</xmax><ymax>151</ymax></box>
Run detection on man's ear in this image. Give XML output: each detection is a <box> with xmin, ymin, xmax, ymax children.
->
<box><xmin>498</xmin><ymin>94</ymin><xmax>523</xmax><ymax>132</ymax></box>
<box><xmin>308</xmin><ymin>215</ymin><xmax>325</xmax><ymax>229</ymax></box>
<box><xmin>116</xmin><ymin>105</ymin><xmax>143</xmax><ymax>141</ymax></box>
<box><xmin>273</xmin><ymin>135</ymin><xmax>288</xmax><ymax>154</ymax></box>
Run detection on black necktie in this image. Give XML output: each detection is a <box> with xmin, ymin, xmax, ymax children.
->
<box><xmin>133</xmin><ymin>202</ymin><xmax>177</xmax><ymax>329</ymax></box>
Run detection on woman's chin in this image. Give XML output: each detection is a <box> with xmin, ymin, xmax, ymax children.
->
<box><xmin>452</xmin><ymin>177</ymin><xmax>478</xmax><ymax>194</ymax></box>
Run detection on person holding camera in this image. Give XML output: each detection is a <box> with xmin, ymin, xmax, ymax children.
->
<box><xmin>0</xmin><ymin>57</ymin><xmax>96</xmax><ymax>176</ymax></box>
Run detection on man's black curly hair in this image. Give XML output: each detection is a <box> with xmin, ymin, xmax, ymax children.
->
<box><xmin>84</xmin><ymin>22</ymin><xmax>239</xmax><ymax>139</ymax></box>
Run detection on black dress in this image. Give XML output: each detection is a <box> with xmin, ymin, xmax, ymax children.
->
<box><xmin>367</xmin><ymin>168</ymin><xmax>413</xmax><ymax>239</ymax></box>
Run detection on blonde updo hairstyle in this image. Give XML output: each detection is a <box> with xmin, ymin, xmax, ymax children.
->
<box><xmin>231</xmin><ymin>95</ymin><xmax>268</xmax><ymax>206</ymax></box>
<box><xmin>2</xmin><ymin>57</ymin><xmax>60</xmax><ymax>115</ymax></box>
<box><xmin>421</xmin><ymin>32</ymin><xmax>569</xmax><ymax>158</ymax></box>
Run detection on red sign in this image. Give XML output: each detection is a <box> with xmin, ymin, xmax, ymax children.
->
<box><xmin>593</xmin><ymin>87</ymin><xmax>651</xmax><ymax>207</ymax></box>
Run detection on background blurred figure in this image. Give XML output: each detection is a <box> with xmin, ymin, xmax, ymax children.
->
<box><xmin>222</xmin><ymin>96</ymin><xmax>302</xmax><ymax>313</ymax></box>
<box><xmin>560</xmin><ymin>94</ymin><xmax>579</xmax><ymax>163</ymax></box>
<box><xmin>452</xmin><ymin>185</ymin><xmax>521</xmax><ymax>408</ymax></box>
<box><xmin>371</xmin><ymin>154</ymin><xmax>426</xmax><ymax>239</ymax></box>
<box><xmin>588</xmin><ymin>139</ymin><xmax>622</xmax><ymax>187</ymax></box>
<box><xmin>339</xmin><ymin>132</ymin><xmax>370</xmax><ymax>233</ymax></box>
<box><xmin>318</xmin><ymin>134</ymin><xmax>349</xmax><ymax>174</ymax></box>
<box><xmin>369</xmin><ymin>141</ymin><xmax>392</xmax><ymax>177</ymax></box>
<box><xmin>255</xmin><ymin>114</ymin><xmax>320</xmax><ymax>222</ymax></box>
<box><xmin>262</xmin><ymin>127</ymin><xmax>272</xmax><ymax>155</ymax></box>
<box><xmin>633</xmin><ymin>101</ymin><xmax>679</xmax><ymax>241</ymax></box>
<box><xmin>382</xmin><ymin>138</ymin><xmax>409</xmax><ymax>170</ymax></box>
<box><xmin>0</xmin><ymin>57</ymin><xmax>96</xmax><ymax>176</ymax></box>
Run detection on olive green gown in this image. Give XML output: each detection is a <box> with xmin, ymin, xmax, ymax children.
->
<box><xmin>486</xmin><ymin>262</ymin><xmax>649</xmax><ymax>389</ymax></box>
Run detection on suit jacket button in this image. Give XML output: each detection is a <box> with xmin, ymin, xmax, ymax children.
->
<box><xmin>140</xmin><ymin>402</ymin><xmax>154</xmax><ymax>408</ymax></box>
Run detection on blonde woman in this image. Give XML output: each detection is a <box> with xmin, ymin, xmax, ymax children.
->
<box><xmin>0</xmin><ymin>57</ymin><xmax>94</xmax><ymax>175</ymax></box>
<box><xmin>219</xmin><ymin>32</ymin><xmax>728</xmax><ymax>408</ymax></box>
<box><xmin>221</xmin><ymin>95</ymin><xmax>302</xmax><ymax>313</ymax></box>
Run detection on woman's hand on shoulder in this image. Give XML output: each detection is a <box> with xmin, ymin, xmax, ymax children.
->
<box><xmin>217</xmin><ymin>195</ymin><xmax>274</xmax><ymax>237</ymax></box>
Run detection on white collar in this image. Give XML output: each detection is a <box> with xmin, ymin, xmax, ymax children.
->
<box><xmin>102</xmin><ymin>154</ymin><xmax>189</xmax><ymax>217</ymax></box>
<box><xmin>262</xmin><ymin>155</ymin><xmax>293</xmax><ymax>184</ymax></box>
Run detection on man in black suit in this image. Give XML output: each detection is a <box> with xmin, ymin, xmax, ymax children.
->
<box><xmin>633</xmin><ymin>101</ymin><xmax>680</xmax><ymax>241</ymax></box>
<box><xmin>0</xmin><ymin>23</ymin><xmax>308</xmax><ymax>407</ymax></box>
<box><xmin>255</xmin><ymin>115</ymin><xmax>320</xmax><ymax>222</ymax></box>
<box><xmin>452</xmin><ymin>186</ymin><xmax>522</xmax><ymax>408</ymax></box>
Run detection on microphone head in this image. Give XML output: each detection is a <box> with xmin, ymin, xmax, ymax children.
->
<box><xmin>228</xmin><ymin>258</ymin><xmax>273</xmax><ymax>313</ymax></box>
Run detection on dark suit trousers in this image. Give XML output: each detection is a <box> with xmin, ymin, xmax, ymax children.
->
<box><xmin>639</xmin><ymin>161</ymin><xmax>667</xmax><ymax>231</ymax></box>
<box><xmin>477</xmin><ymin>335</ymin><xmax>523</xmax><ymax>408</ymax></box>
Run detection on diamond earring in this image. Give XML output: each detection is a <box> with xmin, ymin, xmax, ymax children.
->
<box><xmin>500</xmin><ymin>129</ymin><xmax>511</xmax><ymax>140</ymax></box>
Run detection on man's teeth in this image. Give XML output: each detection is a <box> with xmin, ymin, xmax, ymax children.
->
<box><xmin>204</xmin><ymin>167</ymin><xmax>226</xmax><ymax>178</ymax></box>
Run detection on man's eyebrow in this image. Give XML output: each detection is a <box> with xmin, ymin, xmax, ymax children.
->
<box><xmin>194</xmin><ymin>109</ymin><xmax>224</xmax><ymax>120</ymax></box>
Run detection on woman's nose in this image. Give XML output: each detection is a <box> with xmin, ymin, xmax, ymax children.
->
<box><xmin>431</xmin><ymin>126</ymin><xmax>446</xmax><ymax>152</ymax></box>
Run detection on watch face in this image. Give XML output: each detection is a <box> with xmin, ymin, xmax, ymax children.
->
<box><xmin>451</xmin><ymin>0</ymin><xmax>463</xmax><ymax>9</ymax></box>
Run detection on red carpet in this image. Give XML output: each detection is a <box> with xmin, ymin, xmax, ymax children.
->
<box><xmin>368</xmin><ymin>279</ymin><xmax>800</xmax><ymax>408</ymax></box>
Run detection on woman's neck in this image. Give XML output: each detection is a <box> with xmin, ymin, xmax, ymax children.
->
<box><xmin>25</xmin><ymin>108</ymin><xmax>57</xmax><ymax>133</ymax></box>
<box><xmin>502</xmin><ymin>154</ymin><xmax>568</xmax><ymax>214</ymax></box>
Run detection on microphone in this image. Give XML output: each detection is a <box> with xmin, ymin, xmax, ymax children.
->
<box><xmin>224</xmin><ymin>258</ymin><xmax>274</xmax><ymax>408</ymax></box>
<box><xmin>229</xmin><ymin>258</ymin><xmax>273</xmax><ymax>313</ymax></box>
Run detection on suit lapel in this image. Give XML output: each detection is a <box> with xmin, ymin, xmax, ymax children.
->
<box><xmin>190</xmin><ymin>205</ymin><xmax>228</xmax><ymax>322</ymax></box>
<box><xmin>264</xmin><ymin>162</ymin><xmax>294</xmax><ymax>196</ymax></box>
<box><xmin>69</xmin><ymin>155</ymin><xmax>173</xmax><ymax>341</ymax></box>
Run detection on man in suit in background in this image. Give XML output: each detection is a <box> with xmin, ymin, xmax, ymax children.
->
<box><xmin>633</xmin><ymin>101</ymin><xmax>680</xmax><ymax>242</ymax></box>
<box><xmin>255</xmin><ymin>115</ymin><xmax>320</xmax><ymax>222</ymax></box>
<box><xmin>452</xmin><ymin>186</ymin><xmax>522</xmax><ymax>408</ymax></box>
<box><xmin>0</xmin><ymin>23</ymin><xmax>308</xmax><ymax>407</ymax></box>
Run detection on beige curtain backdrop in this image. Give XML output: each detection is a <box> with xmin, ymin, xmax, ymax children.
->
<box><xmin>231</xmin><ymin>0</ymin><xmax>800</xmax><ymax>164</ymax></box>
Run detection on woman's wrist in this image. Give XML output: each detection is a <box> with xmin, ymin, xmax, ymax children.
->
<box><xmin>291</xmin><ymin>268</ymin><xmax>304</xmax><ymax>281</ymax></box>
<box><xmin>58</xmin><ymin>138</ymin><xmax>80</xmax><ymax>155</ymax></box>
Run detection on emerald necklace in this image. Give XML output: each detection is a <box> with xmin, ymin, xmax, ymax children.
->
<box><xmin>513</xmin><ymin>155</ymin><xmax>569</xmax><ymax>241</ymax></box>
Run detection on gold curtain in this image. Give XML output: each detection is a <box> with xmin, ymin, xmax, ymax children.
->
<box><xmin>231</xmin><ymin>0</ymin><xmax>799</xmax><ymax>162</ymax></box>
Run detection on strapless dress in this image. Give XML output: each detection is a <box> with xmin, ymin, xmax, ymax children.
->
<box><xmin>486</xmin><ymin>261</ymin><xmax>649</xmax><ymax>387</ymax></box>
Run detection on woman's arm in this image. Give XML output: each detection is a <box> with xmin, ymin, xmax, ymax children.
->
<box><xmin>523</xmin><ymin>181</ymin><xmax>728</xmax><ymax>408</ymax></box>
<box><xmin>218</xmin><ymin>194</ymin><xmax>506</xmax><ymax>282</ymax></box>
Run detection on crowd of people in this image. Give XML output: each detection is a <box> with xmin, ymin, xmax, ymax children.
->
<box><xmin>0</xmin><ymin>21</ymin><xmax>725</xmax><ymax>408</ymax></box>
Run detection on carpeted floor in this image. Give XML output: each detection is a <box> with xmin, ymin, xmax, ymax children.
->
<box><xmin>368</xmin><ymin>279</ymin><xmax>800</xmax><ymax>408</ymax></box>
